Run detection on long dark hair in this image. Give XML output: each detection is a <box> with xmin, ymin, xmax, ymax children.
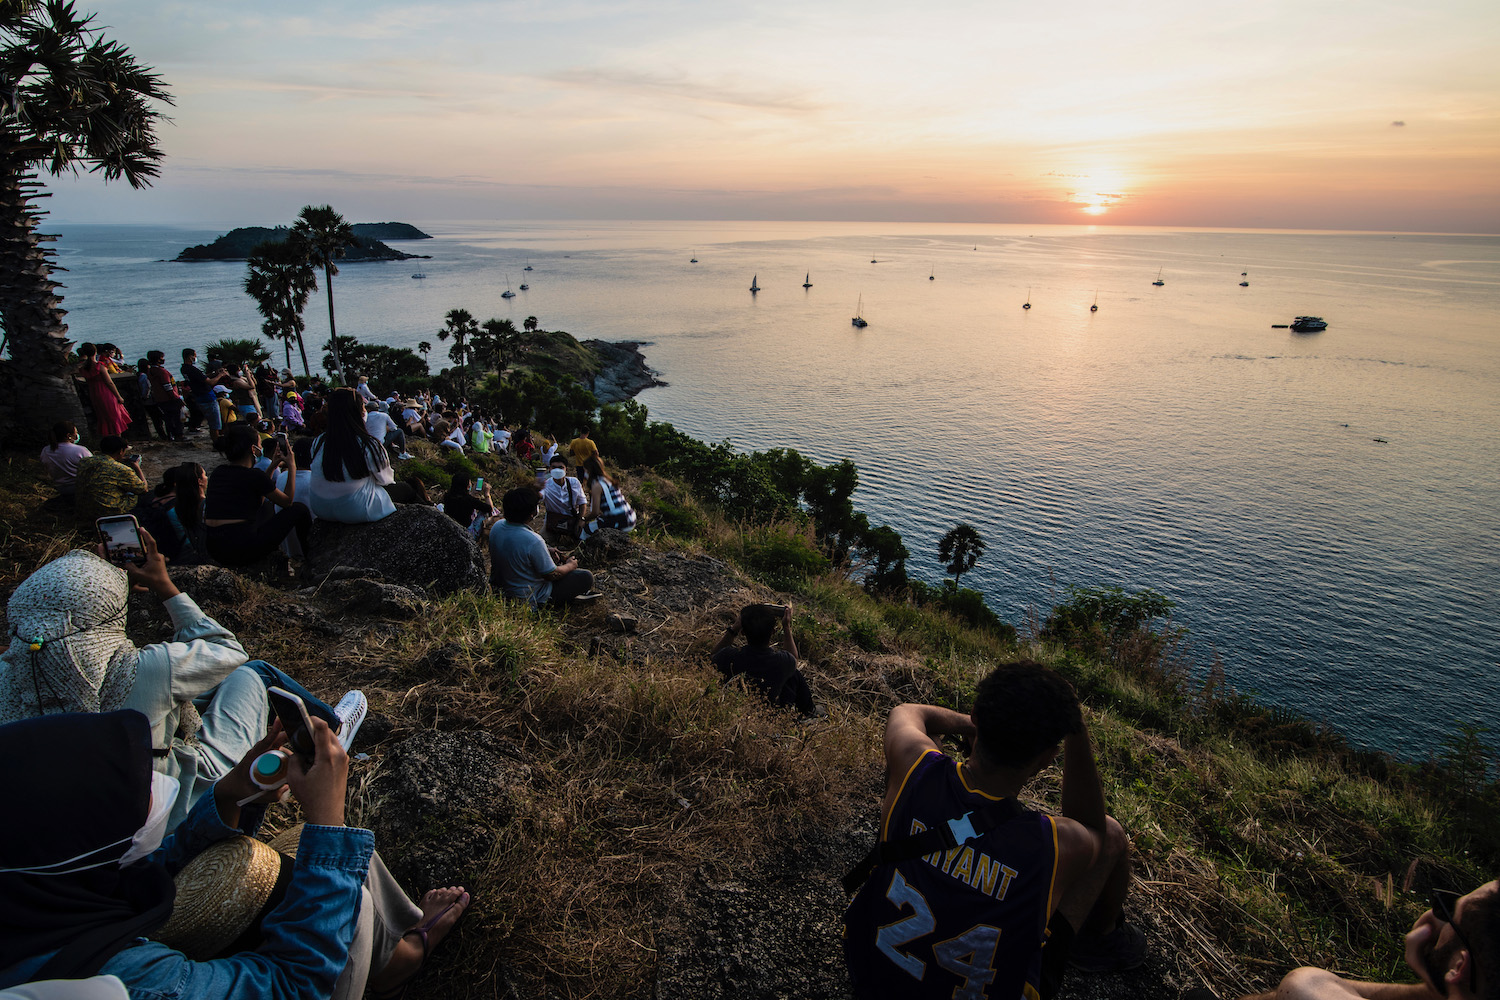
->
<box><xmin>320</xmin><ymin>387</ymin><xmax>384</xmax><ymax>482</ymax></box>
<box><xmin>47</xmin><ymin>421</ymin><xmax>77</xmax><ymax>449</ymax></box>
<box><xmin>581</xmin><ymin>454</ymin><xmax>609</xmax><ymax>485</ymax></box>
<box><xmin>174</xmin><ymin>462</ymin><xmax>206</xmax><ymax>531</ymax></box>
<box><xmin>214</xmin><ymin>423</ymin><xmax>258</xmax><ymax>463</ymax></box>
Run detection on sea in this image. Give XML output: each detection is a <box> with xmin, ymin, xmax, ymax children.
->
<box><xmin>47</xmin><ymin>220</ymin><xmax>1500</xmax><ymax>759</ymax></box>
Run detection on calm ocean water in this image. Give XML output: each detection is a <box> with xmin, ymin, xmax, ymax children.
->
<box><xmin>49</xmin><ymin>220</ymin><xmax>1500</xmax><ymax>757</ymax></box>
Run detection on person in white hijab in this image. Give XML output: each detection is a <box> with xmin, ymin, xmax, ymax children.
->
<box><xmin>0</xmin><ymin>539</ymin><xmax>249</xmax><ymax>831</ymax></box>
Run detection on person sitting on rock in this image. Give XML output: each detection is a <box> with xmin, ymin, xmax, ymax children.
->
<box><xmin>843</xmin><ymin>661</ymin><xmax>1147</xmax><ymax>1000</ymax></box>
<box><xmin>365</xmin><ymin>398</ymin><xmax>413</xmax><ymax>461</ymax></box>
<box><xmin>579</xmin><ymin>455</ymin><xmax>636</xmax><ymax>538</ymax></box>
<box><xmin>540</xmin><ymin>452</ymin><xmax>588</xmax><ymax>543</ymax></box>
<box><xmin>166</xmin><ymin>461</ymin><xmax>210</xmax><ymax>565</ymax></box>
<box><xmin>309</xmin><ymin>389</ymin><xmax>424</xmax><ymax>524</ymax></box>
<box><xmin>203</xmin><ymin>425</ymin><xmax>309</xmax><ymax>567</ymax></box>
<box><xmin>0</xmin><ymin>709</ymin><xmax>470</xmax><ymax>1000</ymax></box>
<box><xmin>74</xmin><ymin>436</ymin><xmax>146</xmax><ymax>529</ymax></box>
<box><xmin>488</xmin><ymin>487</ymin><xmax>599</xmax><ymax>608</ymax></box>
<box><xmin>40</xmin><ymin>420</ymin><xmax>92</xmax><ymax>501</ymax></box>
<box><xmin>0</xmin><ymin>540</ymin><xmax>337</xmax><ymax>831</ymax></box>
<box><xmin>1241</xmin><ymin>881</ymin><xmax>1497</xmax><ymax>1000</ymax></box>
<box><xmin>441</xmin><ymin>472</ymin><xmax>494</xmax><ymax>534</ymax></box>
<box><xmin>709</xmin><ymin>603</ymin><xmax>816</xmax><ymax>716</ymax></box>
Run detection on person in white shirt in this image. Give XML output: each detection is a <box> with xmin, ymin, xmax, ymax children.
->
<box><xmin>492</xmin><ymin>424</ymin><xmax>513</xmax><ymax>453</ymax></box>
<box><xmin>540</xmin><ymin>453</ymin><xmax>588</xmax><ymax>541</ymax></box>
<box><xmin>39</xmin><ymin>421</ymin><xmax>92</xmax><ymax>496</ymax></box>
<box><xmin>355</xmin><ymin>376</ymin><xmax>378</xmax><ymax>403</ymax></box>
<box><xmin>364</xmin><ymin>399</ymin><xmax>413</xmax><ymax>460</ymax></box>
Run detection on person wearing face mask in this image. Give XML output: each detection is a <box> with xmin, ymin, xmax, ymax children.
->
<box><xmin>540</xmin><ymin>453</ymin><xmax>588</xmax><ymax>542</ymax></box>
<box><xmin>1238</xmin><ymin>880</ymin><xmax>1498</xmax><ymax>1000</ymax></box>
<box><xmin>0</xmin><ymin>540</ymin><xmax>331</xmax><ymax>833</ymax></box>
<box><xmin>203</xmin><ymin>424</ymin><xmax>310</xmax><ymax>567</ymax></box>
<box><xmin>0</xmin><ymin>710</ymin><xmax>471</xmax><ymax>1000</ymax></box>
<box><xmin>39</xmin><ymin>421</ymin><xmax>92</xmax><ymax>499</ymax></box>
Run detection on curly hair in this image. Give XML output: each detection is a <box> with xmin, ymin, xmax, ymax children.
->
<box><xmin>971</xmin><ymin>661</ymin><xmax>1084</xmax><ymax>768</ymax></box>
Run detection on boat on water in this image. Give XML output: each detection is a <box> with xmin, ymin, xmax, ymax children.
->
<box><xmin>690</xmin><ymin>256</ymin><xmax>698</xmax><ymax>263</ymax></box>
<box><xmin>852</xmin><ymin>295</ymin><xmax>868</xmax><ymax>328</ymax></box>
<box><xmin>1290</xmin><ymin>316</ymin><xmax>1327</xmax><ymax>332</ymax></box>
<box><xmin>802</xmin><ymin>272</ymin><xmax>812</xmax><ymax>288</ymax></box>
<box><xmin>1022</xmin><ymin>286</ymin><xmax>1031</xmax><ymax>310</ymax></box>
<box><xmin>749</xmin><ymin>275</ymin><xmax>760</xmax><ymax>293</ymax></box>
<box><xmin>519</xmin><ymin>281</ymin><xmax>529</xmax><ymax>290</ymax></box>
<box><xmin>501</xmin><ymin>274</ymin><xmax>516</xmax><ymax>298</ymax></box>
<box><xmin>1152</xmin><ymin>267</ymin><xmax>1165</xmax><ymax>287</ymax></box>
<box><xmin>411</xmin><ymin>273</ymin><xmax>426</xmax><ymax>279</ymax></box>
<box><xmin>929</xmin><ymin>269</ymin><xmax>935</xmax><ymax>281</ymax></box>
<box><xmin>524</xmin><ymin>261</ymin><xmax>533</xmax><ymax>271</ymax></box>
<box><xmin>1090</xmin><ymin>290</ymin><xmax>1098</xmax><ymax>313</ymax></box>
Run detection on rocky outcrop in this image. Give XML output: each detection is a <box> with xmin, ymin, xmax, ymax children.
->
<box><xmin>582</xmin><ymin>340</ymin><xmax>666</xmax><ymax>404</ymax></box>
<box><xmin>366</xmin><ymin>729</ymin><xmax>532</xmax><ymax>890</ymax></box>
<box><xmin>303</xmin><ymin>505</ymin><xmax>486</xmax><ymax>594</ymax></box>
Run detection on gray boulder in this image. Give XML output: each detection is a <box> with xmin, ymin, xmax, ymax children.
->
<box><xmin>303</xmin><ymin>505</ymin><xmax>485</xmax><ymax>594</ymax></box>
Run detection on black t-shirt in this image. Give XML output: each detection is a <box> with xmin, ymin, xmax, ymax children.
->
<box><xmin>204</xmin><ymin>464</ymin><xmax>275</xmax><ymax>521</ymax></box>
<box><xmin>443</xmin><ymin>491</ymin><xmax>493</xmax><ymax>528</ymax></box>
<box><xmin>710</xmin><ymin>645</ymin><xmax>815</xmax><ymax>714</ymax></box>
<box><xmin>180</xmin><ymin>362</ymin><xmax>210</xmax><ymax>396</ymax></box>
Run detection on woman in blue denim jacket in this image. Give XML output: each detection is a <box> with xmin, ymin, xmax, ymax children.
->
<box><xmin>0</xmin><ymin>711</ymin><xmax>468</xmax><ymax>1000</ymax></box>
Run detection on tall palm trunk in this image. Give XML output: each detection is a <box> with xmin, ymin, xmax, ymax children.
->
<box><xmin>322</xmin><ymin>263</ymin><xmax>343</xmax><ymax>379</ymax></box>
<box><xmin>0</xmin><ymin>159</ymin><xmax>88</xmax><ymax>443</ymax></box>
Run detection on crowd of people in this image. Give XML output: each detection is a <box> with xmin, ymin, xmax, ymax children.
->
<box><xmin>8</xmin><ymin>352</ymin><xmax>1494</xmax><ymax>999</ymax></box>
<box><xmin>43</xmin><ymin>352</ymin><xmax>636</xmax><ymax>605</ymax></box>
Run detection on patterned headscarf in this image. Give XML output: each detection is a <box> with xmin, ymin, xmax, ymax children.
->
<box><xmin>0</xmin><ymin>550</ymin><xmax>140</xmax><ymax>726</ymax></box>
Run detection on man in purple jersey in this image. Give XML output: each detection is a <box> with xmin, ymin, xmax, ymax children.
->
<box><xmin>843</xmin><ymin>661</ymin><xmax>1146</xmax><ymax>999</ymax></box>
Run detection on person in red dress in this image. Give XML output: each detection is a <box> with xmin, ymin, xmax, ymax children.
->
<box><xmin>77</xmin><ymin>342</ymin><xmax>132</xmax><ymax>439</ymax></box>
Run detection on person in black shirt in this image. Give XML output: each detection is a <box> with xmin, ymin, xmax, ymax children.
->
<box><xmin>441</xmin><ymin>472</ymin><xmax>495</xmax><ymax>532</ymax></box>
<box><xmin>203</xmin><ymin>424</ymin><xmax>310</xmax><ymax>566</ymax></box>
<box><xmin>710</xmin><ymin>602</ymin><xmax>818</xmax><ymax>715</ymax></box>
<box><xmin>180</xmin><ymin>348</ymin><xmax>221</xmax><ymax>440</ymax></box>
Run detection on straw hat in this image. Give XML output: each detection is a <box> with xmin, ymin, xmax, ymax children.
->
<box><xmin>152</xmin><ymin>825</ymin><xmax>303</xmax><ymax>959</ymax></box>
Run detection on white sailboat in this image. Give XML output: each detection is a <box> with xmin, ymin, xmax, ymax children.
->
<box><xmin>802</xmin><ymin>272</ymin><xmax>812</xmax><ymax>288</ymax></box>
<box><xmin>749</xmin><ymin>275</ymin><xmax>760</xmax><ymax>293</ymax></box>
<box><xmin>501</xmin><ymin>274</ymin><xmax>516</xmax><ymax>299</ymax></box>
<box><xmin>523</xmin><ymin>260</ymin><xmax>533</xmax><ymax>271</ymax></box>
<box><xmin>1022</xmin><ymin>286</ymin><xmax>1031</xmax><ymax>310</ymax></box>
<box><xmin>852</xmin><ymin>295</ymin><xmax>868</xmax><ymax>328</ymax></box>
<box><xmin>1152</xmin><ymin>267</ymin><xmax>1165</xmax><ymax>287</ymax></box>
<box><xmin>1090</xmin><ymin>290</ymin><xmax>1098</xmax><ymax>313</ymax></box>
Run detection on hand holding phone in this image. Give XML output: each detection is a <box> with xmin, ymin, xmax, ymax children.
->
<box><xmin>96</xmin><ymin>515</ymin><xmax>147</xmax><ymax>568</ymax></box>
<box><xmin>268</xmin><ymin>687</ymin><xmax>317</xmax><ymax>767</ymax></box>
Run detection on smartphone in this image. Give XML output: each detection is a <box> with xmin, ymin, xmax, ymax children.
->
<box><xmin>274</xmin><ymin>431</ymin><xmax>288</xmax><ymax>450</ymax></box>
<box><xmin>473</xmin><ymin>476</ymin><xmax>485</xmax><ymax>495</ymax></box>
<box><xmin>96</xmin><ymin>514</ymin><xmax>147</xmax><ymax>567</ymax></box>
<box><xmin>267</xmin><ymin>687</ymin><xmax>317</xmax><ymax>767</ymax></box>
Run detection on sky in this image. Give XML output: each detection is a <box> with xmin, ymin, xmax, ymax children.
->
<box><xmin>42</xmin><ymin>0</ymin><xmax>1500</xmax><ymax>232</ymax></box>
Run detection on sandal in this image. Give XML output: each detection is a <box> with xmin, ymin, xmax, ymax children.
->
<box><xmin>367</xmin><ymin>889</ymin><xmax>471</xmax><ymax>999</ymax></box>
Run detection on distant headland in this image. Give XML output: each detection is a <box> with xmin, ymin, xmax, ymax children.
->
<box><xmin>174</xmin><ymin>222</ymin><xmax>433</xmax><ymax>262</ymax></box>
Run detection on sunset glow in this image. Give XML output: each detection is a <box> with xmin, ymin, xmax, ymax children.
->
<box><xmin>45</xmin><ymin>0</ymin><xmax>1500</xmax><ymax>232</ymax></box>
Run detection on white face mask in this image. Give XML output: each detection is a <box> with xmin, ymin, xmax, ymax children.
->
<box><xmin>119</xmin><ymin>771</ymin><xmax>179</xmax><ymax>867</ymax></box>
<box><xmin>550</xmin><ymin>468</ymin><xmax>566</xmax><ymax>481</ymax></box>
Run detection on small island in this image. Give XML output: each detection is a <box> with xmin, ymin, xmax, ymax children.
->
<box><xmin>175</xmin><ymin>222</ymin><xmax>433</xmax><ymax>262</ymax></box>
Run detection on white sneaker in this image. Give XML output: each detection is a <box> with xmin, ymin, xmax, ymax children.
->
<box><xmin>333</xmin><ymin>690</ymin><xmax>368</xmax><ymax>751</ymax></box>
<box><xmin>396</xmin><ymin>452</ymin><xmax>414</xmax><ymax>460</ymax></box>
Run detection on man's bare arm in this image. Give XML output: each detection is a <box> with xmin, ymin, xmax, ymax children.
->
<box><xmin>1243</xmin><ymin>968</ymin><xmax>1440</xmax><ymax>1000</ymax></box>
<box><xmin>883</xmin><ymin>704</ymin><xmax>975</xmax><ymax>799</ymax></box>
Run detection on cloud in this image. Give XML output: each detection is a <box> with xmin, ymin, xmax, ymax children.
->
<box><xmin>1391</xmin><ymin>120</ymin><xmax>1405</xmax><ymax>126</ymax></box>
<box><xmin>546</xmin><ymin>67</ymin><xmax>821</xmax><ymax>115</ymax></box>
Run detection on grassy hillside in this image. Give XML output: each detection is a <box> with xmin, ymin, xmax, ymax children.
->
<box><xmin>1</xmin><ymin>439</ymin><xmax>1493</xmax><ymax>999</ymax></box>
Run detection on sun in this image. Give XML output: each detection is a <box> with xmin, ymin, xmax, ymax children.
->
<box><xmin>1066</xmin><ymin>170</ymin><xmax>1129</xmax><ymax>217</ymax></box>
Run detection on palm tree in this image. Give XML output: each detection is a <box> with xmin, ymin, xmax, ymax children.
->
<box><xmin>416</xmin><ymin>340</ymin><xmax>431</xmax><ymax>359</ymax></box>
<box><xmin>937</xmin><ymin>523</ymin><xmax>986</xmax><ymax>589</ymax></box>
<box><xmin>244</xmin><ymin>239</ymin><xmax>316</xmax><ymax>376</ymax></box>
<box><xmin>0</xmin><ymin>2</ymin><xmax>172</xmax><ymax>441</ymax></box>
<box><xmin>436</xmin><ymin>308</ymin><xmax>478</xmax><ymax>396</ymax></box>
<box><xmin>523</xmin><ymin>315</ymin><xmax>538</xmax><ymax>333</ymax></box>
<box><xmin>290</xmin><ymin>204</ymin><xmax>356</xmax><ymax>380</ymax></box>
<box><xmin>475</xmin><ymin>316</ymin><xmax>525</xmax><ymax>380</ymax></box>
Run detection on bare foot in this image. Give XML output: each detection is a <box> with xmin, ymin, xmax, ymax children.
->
<box><xmin>368</xmin><ymin>886</ymin><xmax>470</xmax><ymax>994</ymax></box>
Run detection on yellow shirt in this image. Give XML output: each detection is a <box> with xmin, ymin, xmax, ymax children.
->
<box><xmin>568</xmin><ymin>436</ymin><xmax>598</xmax><ymax>466</ymax></box>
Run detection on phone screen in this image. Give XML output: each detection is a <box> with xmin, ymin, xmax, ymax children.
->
<box><xmin>268</xmin><ymin>687</ymin><xmax>317</xmax><ymax>766</ymax></box>
<box><xmin>96</xmin><ymin>515</ymin><xmax>146</xmax><ymax>567</ymax></box>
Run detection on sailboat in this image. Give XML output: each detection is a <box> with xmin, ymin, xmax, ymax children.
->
<box><xmin>929</xmin><ymin>267</ymin><xmax>935</xmax><ymax>281</ymax></box>
<box><xmin>749</xmin><ymin>275</ymin><xmax>760</xmax><ymax>293</ymax></box>
<box><xmin>1239</xmin><ymin>271</ymin><xmax>1250</xmax><ymax>287</ymax></box>
<box><xmin>523</xmin><ymin>260</ymin><xmax>533</xmax><ymax>271</ymax></box>
<box><xmin>1022</xmin><ymin>287</ymin><xmax>1031</xmax><ymax>310</ymax></box>
<box><xmin>851</xmin><ymin>296</ymin><xmax>868</xmax><ymax>328</ymax></box>
<box><xmin>690</xmin><ymin>251</ymin><xmax>698</xmax><ymax>263</ymax></box>
<box><xmin>802</xmin><ymin>272</ymin><xmax>812</xmax><ymax>288</ymax></box>
<box><xmin>1152</xmin><ymin>267</ymin><xmax>1165</xmax><ymax>287</ymax></box>
<box><xmin>519</xmin><ymin>278</ymin><xmax>530</xmax><ymax>290</ymax></box>
<box><xmin>501</xmin><ymin>274</ymin><xmax>516</xmax><ymax>299</ymax></box>
<box><xmin>1090</xmin><ymin>291</ymin><xmax>1098</xmax><ymax>313</ymax></box>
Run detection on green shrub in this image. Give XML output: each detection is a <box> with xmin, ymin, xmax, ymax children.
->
<box><xmin>738</xmin><ymin>523</ymin><xmax>830</xmax><ymax>591</ymax></box>
<box><xmin>400</xmin><ymin>457</ymin><xmax>451</xmax><ymax>491</ymax></box>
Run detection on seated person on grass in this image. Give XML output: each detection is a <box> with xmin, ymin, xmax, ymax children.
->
<box><xmin>1242</xmin><ymin>880</ymin><xmax>1497</xmax><ymax>1000</ymax></box>
<box><xmin>540</xmin><ymin>453</ymin><xmax>588</xmax><ymax>542</ymax></box>
<box><xmin>74</xmin><ymin>436</ymin><xmax>146</xmax><ymax>529</ymax></box>
<box><xmin>40</xmin><ymin>420</ymin><xmax>91</xmax><ymax>499</ymax></box>
<box><xmin>364</xmin><ymin>398</ymin><xmax>412</xmax><ymax>460</ymax></box>
<box><xmin>204</xmin><ymin>425</ymin><xmax>309</xmax><ymax>567</ymax></box>
<box><xmin>710</xmin><ymin>603</ymin><xmax>817</xmax><ymax>716</ymax></box>
<box><xmin>488</xmin><ymin>487</ymin><xmax>599</xmax><ymax>608</ymax></box>
<box><xmin>842</xmin><ymin>661</ymin><xmax>1146</xmax><ymax>1000</ymax></box>
<box><xmin>442</xmin><ymin>473</ymin><xmax>494</xmax><ymax>533</ymax></box>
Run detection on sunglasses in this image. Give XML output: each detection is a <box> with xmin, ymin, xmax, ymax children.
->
<box><xmin>1431</xmin><ymin>889</ymin><xmax>1478</xmax><ymax>991</ymax></box>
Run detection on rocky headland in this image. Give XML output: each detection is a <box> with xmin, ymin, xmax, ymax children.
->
<box><xmin>174</xmin><ymin>223</ymin><xmax>434</xmax><ymax>262</ymax></box>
